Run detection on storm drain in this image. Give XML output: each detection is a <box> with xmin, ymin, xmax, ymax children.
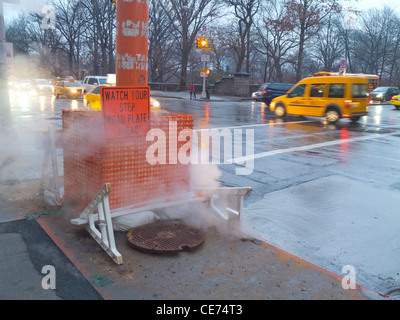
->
<box><xmin>127</xmin><ymin>221</ymin><xmax>205</xmax><ymax>254</ymax></box>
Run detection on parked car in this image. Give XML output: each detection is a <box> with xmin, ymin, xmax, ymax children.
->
<box><xmin>390</xmin><ymin>95</ymin><xmax>400</xmax><ymax>110</ymax></box>
<box><xmin>83</xmin><ymin>85</ymin><xmax>160</xmax><ymax>110</ymax></box>
<box><xmin>53</xmin><ymin>80</ymin><xmax>84</xmax><ymax>99</ymax></box>
<box><xmin>252</xmin><ymin>82</ymin><xmax>293</xmax><ymax>105</ymax></box>
<box><xmin>82</xmin><ymin>75</ymin><xmax>108</xmax><ymax>93</ymax></box>
<box><xmin>368</xmin><ymin>86</ymin><xmax>399</xmax><ymax>103</ymax></box>
<box><xmin>269</xmin><ymin>75</ymin><xmax>369</xmax><ymax>124</ymax></box>
<box><xmin>31</xmin><ymin>79</ymin><xmax>53</xmax><ymax>95</ymax></box>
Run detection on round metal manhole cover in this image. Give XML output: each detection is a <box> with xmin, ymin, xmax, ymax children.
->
<box><xmin>384</xmin><ymin>287</ymin><xmax>400</xmax><ymax>300</ymax></box>
<box><xmin>127</xmin><ymin>221</ymin><xmax>205</xmax><ymax>254</ymax></box>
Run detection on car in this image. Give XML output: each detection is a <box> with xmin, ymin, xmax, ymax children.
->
<box><xmin>53</xmin><ymin>80</ymin><xmax>84</xmax><ymax>99</ymax></box>
<box><xmin>390</xmin><ymin>95</ymin><xmax>400</xmax><ymax>110</ymax></box>
<box><xmin>83</xmin><ymin>85</ymin><xmax>161</xmax><ymax>111</ymax></box>
<box><xmin>30</xmin><ymin>79</ymin><xmax>53</xmax><ymax>95</ymax></box>
<box><xmin>368</xmin><ymin>86</ymin><xmax>399</xmax><ymax>103</ymax></box>
<box><xmin>269</xmin><ymin>75</ymin><xmax>369</xmax><ymax>124</ymax></box>
<box><xmin>82</xmin><ymin>75</ymin><xmax>108</xmax><ymax>93</ymax></box>
<box><xmin>252</xmin><ymin>82</ymin><xmax>293</xmax><ymax>105</ymax></box>
<box><xmin>13</xmin><ymin>79</ymin><xmax>30</xmax><ymax>91</ymax></box>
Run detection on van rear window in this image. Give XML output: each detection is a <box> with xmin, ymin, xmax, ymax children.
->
<box><xmin>352</xmin><ymin>84</ymin><xmax>367</xmax><ymax>98</ymax></box>
<box><xmin>328</xmin><ymin>84</ymin><xmax>345</xmax><ymax>98</ymax></box>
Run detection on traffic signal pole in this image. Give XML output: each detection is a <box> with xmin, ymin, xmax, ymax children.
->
<box><xmin>115</xmin><ymin>0</ymin><xmax>149</xmax><ymax>86</ymax></box>
<box><xmin>201</xmin><ymin>60</ymin><xmax>207</xmax><ymax>99</ymax></box>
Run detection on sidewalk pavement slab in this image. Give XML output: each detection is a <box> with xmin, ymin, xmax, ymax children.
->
<box><xmin>34</xmin><ymin>204</ymin><xmax>380</xmax><ymax>300</ymax></box>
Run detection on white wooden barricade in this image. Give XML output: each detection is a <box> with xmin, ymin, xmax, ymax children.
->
<box><xmin>39</xmin><ymin>125</ymin><xmax>63</xmax><ymax>206</ymax></box>
<box><xmin>71</xmin><ymin>183</ymin><xmax>123</xmax><ymax>265</ymax></box>
<box><xmin>71</xmin><ymin>185</ymin><xmax>252</xmax><ymax>265</ymax></box>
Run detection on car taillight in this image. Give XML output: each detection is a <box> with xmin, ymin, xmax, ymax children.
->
<box><xmin>344</xmin><ymin>99</ymin><xmax>352</xmax><ymax>108</ymax></box>
<box><xmin>391</xmin><ymin>96</ymin><xmax>394</xmax><ymax>100</ymax></box>
<box><xmin>262</xmin><ymin>90</ymin><xmax>267</xmax><ymax>94</ymax></box>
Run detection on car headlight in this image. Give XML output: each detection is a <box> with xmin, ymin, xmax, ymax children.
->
<box><xmin>377</xmin><ymin>93</ymin><xmax>382</xmax><ymax>97</ymax></box>
<box><xmin>152</xmin><ymin>100</ymin><xmax>160</xmax><ymax>108</ymax></box>
<box><xmin>270</xmin><ymin>101</ymin><xmax>275</xmax><ymax>108</ymax></box>
<box><xmin>70</xmin><ymin>89</ymin><xmax>77</xmax><ymax>93</ymax></box>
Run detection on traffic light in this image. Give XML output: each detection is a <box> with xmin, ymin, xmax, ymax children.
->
<box><xmin>200</xmin><ymin>69</ymin><xmax>211</xmax><ymax>77</ymax></box>
<box><xmin>196</xmin><ymin>37</ymin><xmax>209</xmax><ymax>49</ymax></box>
<box><xmin>111</xmin><ymin>0</ymin><xmax>117</xmax><ymax>7</ymax></box>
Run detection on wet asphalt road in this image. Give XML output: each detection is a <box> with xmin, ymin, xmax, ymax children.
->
<box><xmin>4</xmin><ymin>90</ymin><xmax>400</xmax><ymax>296</ymax></box>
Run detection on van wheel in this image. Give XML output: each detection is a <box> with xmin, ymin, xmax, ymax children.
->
<box><xmin>274</xmin><ymin>104</ymin><xmax>286</xmax><ymax>117</ymax></box>
<box><xmin>325</xmin><ymin>109</ymin><xmax>340</xmax><ymax>124</ymax></box>
<box><xmin>350</xmin><ymin>116</ymin><xmax>361</xmax><ymax>123</ymax></box>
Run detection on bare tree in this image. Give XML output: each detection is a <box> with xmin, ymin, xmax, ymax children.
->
<box><xmin>159</xmin><ymin>0</ymin><xmax>222</xmax><ymax>90</ymax></box>
<box><xmin>255</xmin><ymin>0</ymin><xmax>297</xmax><ymax>81</ymax></box>
<box><xmin>312</xmin><ymin>12</ymin><xmax>343</xmax><ymax>72</ymax></box>
<box><xmin>281</xmin><ymin>0</ymin><xmax>341</xmax><ymax>81</ymax></box>
<box><xmin>52</xmin><ymin>0</ymin><xmax>88</xmax><ymax>78</ymax></box>
<box><xmin>148</xmin><ymin>0</ymin><xmax>177</xmax><ymax>82</ymax></box>
<box><xmin>80</xmin><ymin>0</ymin><xmax>116</xmax><ymax>76</ymax></box>
<box><xmin>223</xmin><ymin>0</ymin><xmax>260</xmax><ymax>73</ymax></box>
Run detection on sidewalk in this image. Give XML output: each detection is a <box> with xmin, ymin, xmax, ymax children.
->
<box><xmin>150</xmin><ymin>89</ymin><xmax>253</xmax><ymax>102</ymax></box>
<box><xmin>0</xmin><ymin>181</ymin><xmax>382</xmax><ymax>300</ymax></box>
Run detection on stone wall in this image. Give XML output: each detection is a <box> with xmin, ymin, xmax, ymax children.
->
<box><xmin>233</xmin><ymin>72</ymin><xmax>250</xmax><ymax>97</ymax></box>
<box><xmin>213</xmin><ymin>73</ymin><xmax>252</xmax><ymax>97</ymax></box>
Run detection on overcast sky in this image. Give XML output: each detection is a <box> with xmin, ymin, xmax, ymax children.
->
<box><xmin>1</xmin><ymin>0</ymin><xmax>396</xmax><ymax>25</ymax></box>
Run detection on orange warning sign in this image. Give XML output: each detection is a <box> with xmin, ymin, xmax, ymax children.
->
<box><xmin>101</xmin><ymin>86</ymin><xmax>150</xmax><ymax>140</ymax></box>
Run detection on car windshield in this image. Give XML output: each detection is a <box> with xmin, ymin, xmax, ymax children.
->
<box><xmin>65</xmin><ymin>81</ymin><xmax>82</xmax><ymax>87</ymax></box>
<box><xmin>372</xmin><ymin>87</ymin><xmax>388</xmax><ymax>93</ymax></box>
<box><xmin>99</xmin><ymin>79</ymin><xmax>107</xmax><ymax>84</ymax></box>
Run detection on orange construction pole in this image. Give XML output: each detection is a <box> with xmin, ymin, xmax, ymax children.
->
<box><xmin>115</xmin><ymin>0</ymin><xmax>149</xmax><ymax>86</ymax></box>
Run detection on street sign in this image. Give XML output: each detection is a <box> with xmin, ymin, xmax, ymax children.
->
<box><xmin>201</xmin><ymin>55</ymin><xmax>210</xmax><ymax>62</ymax></box>
<box><xmin>339</xmin><ymin>67</ymin><xmax>346</xmax><ymax>76</ymax></box>
<box><xmin>101</xmin><ymin>86</ymin><xmax>150</xmax><ymax>140</ymax></box>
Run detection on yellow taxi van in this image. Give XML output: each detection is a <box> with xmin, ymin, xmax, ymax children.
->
<box><xmin>269</xmin><ymin>76</ymin><xmax>369</xmax><ymax>123</ymax></box>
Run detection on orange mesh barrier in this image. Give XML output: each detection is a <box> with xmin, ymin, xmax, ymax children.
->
<box><xmin>62</xmin><ymin>110</ymin><xmax>194</xmax><ymax>211</ymax></box>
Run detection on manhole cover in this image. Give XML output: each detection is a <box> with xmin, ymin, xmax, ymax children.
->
<box><xmin>384</xmin><ymin>287</ymin><xmax>400</xmax><ymax>300</ymax></box>
<box><xmin>127</xmin><ymin>221</ymin><xmax>204</xmax><ymax>254</ymax></box>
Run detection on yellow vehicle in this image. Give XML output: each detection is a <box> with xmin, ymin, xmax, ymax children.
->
<box><xmin>390</xmin><ymin>95</ymin><xmax>400</xmax><ymax>110</ymax></box>
<box><xmin>270</xmin><ymin>76</ymin><xmax>369</xmax><ymax>124</ymax></box>
<box><xmin>54</xmin><ymin>80</ymin><xmax>84</xmax><ymax>99</ymax></box>
<box><xmin>313</xmin><ymin>71</ymin><xmax>379</xmax><ymax>92</ymax></box>
<box><xmin>83</xmin><ymin>85</ymin><xmax>161</xmax><ymax>110</ymax></box>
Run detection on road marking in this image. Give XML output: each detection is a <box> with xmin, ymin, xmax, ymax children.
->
<box><xmin>194</xmin><ymin>120</ymin><xmax>314</xmax><ymax>132</ymax></box>
<box><xmin>232</xmin><ymin>131</ymin><xmax>400</xmax><ymax>163</ymax></box>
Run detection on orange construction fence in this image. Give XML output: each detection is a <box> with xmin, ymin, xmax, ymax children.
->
<box><xmin>62</xmin><ymin>110</ymin><xmax>194</xmax><ymax>212</ymax></box>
